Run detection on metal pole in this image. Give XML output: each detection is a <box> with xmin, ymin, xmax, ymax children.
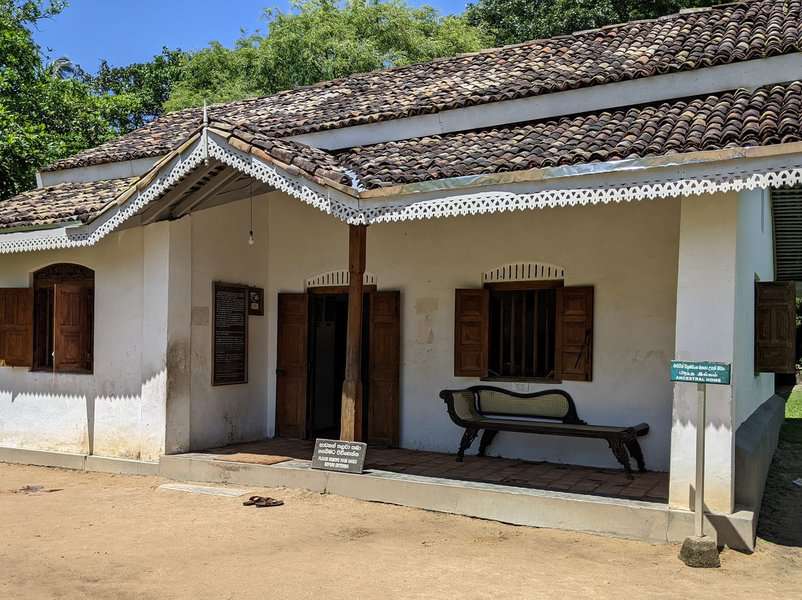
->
<box><xmin>695</xmin><ymin>382</ymin><xmax>706</xmax><ymax>538</ymax></box>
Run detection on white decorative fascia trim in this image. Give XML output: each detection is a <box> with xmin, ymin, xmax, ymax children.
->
<box><xmin>358</xmin><ymin>161</ymin><xmax>802</xmax><ymax>224</ymax></box>
<box><xmin>206</xmin><ymin>134</ymin><xmax>363</xmax><ymax>223</ymax></box>
<box><xmin>483</xmin><ymin>262</ymin><xmax>565</xmax><ymax>283</ymax></box>
<box><xmin>306</xmin><ymin>270</ymin><xmax>377</xmax><ymax>289</ymax></box>
<box><xmin>0</xmin><ymin>141</ymin><xmax>208</xmax><ymax>255</ymax></box>
<box><xmin>8</xmin><ymin>130</ymin><xmax>802</xmax><ymax>255</ymax></box>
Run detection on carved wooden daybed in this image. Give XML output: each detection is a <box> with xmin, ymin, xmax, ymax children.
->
<box><xmin>440</xmin><ymin>386</ymin><xmax>649</xmax><ymax>477</ymax></box>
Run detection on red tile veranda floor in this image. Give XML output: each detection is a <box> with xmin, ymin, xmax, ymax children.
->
<box><xmin>201</xmin><ymin>438</ymin><xmax>669</xmax><ymax>503</ymax></box>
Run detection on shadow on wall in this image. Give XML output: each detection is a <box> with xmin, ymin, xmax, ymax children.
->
<box><xmin>0</xmin><ymin>368</ymin><xmax>167</xmax><ymax>461</ymax></box>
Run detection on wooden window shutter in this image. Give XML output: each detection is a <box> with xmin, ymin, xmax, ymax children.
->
<box><xmin>0</xmin><ymin>288</ymin><xmax>33</xmax><ymax>368</ymax></box>
<box><xmin>556</xmin><ymin>286</ymin><xmax>594</xmax><ymax>381</ymax></box>
<box><xmin>454</xmin><ymin>289</ymin><xmax>489</xmax><ymax>377</ymax></box>
<box><xmin>756</xmin><ymin>281</ymin><xmax>797</xmax><ymax>374</ymax></box>
<box><xmin>53</xmin><ymin>283</ymin><xmax>93</xmax><ymax>373</ymax></box>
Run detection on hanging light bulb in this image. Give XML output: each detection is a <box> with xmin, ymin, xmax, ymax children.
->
<box><xmin>248</xmin><ymin>230</ymin><xmax>255</xmax><ymax>246</ymax></box>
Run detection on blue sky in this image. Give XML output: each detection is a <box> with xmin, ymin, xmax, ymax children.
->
<box><xmin>33</xmin><ymin>0</ymin><xmax>469</xmax><ymax>73</ymax></box>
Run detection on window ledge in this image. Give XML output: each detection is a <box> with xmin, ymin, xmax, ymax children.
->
<box><xmin>481</xmin><ymin>376</ymin><xmax>562</xmax><ymax>385</ymax></box>
<box><xmin>30</xmin><ymin>367</ymin><xmax>93</xmax><ymax>375</ymax></box>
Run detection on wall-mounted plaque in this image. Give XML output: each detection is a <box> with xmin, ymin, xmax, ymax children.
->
<box><xmin>212</xmin><ymin>282</ymin><xmax>248</xmax><ymax>386</ymax></box>
<box><xmin>248</xmin><ymin>287</ymin><xmax>264</xmax><ymax>316</ymax></box>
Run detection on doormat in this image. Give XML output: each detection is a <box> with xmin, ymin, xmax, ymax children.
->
<box><xmin>212</xmin><ymin>453</ymin><xmax>292</xmax><ymax>466</ymax></box>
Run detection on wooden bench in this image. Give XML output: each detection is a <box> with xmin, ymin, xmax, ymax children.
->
<box><xmin>440</xmin><ymin>386</ymin><xmax>649</xmax><ymax>477</ymax></box>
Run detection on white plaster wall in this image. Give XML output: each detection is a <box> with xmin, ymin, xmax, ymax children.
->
<box><xmin>733</xmin><ymin>189</ymin><xmax>775</xmax><ymax>428</ymax></box>
<box><xmin>187</xmin><ymin>197</ymin><xmax>270</xmax><ymax>450</ymax></box>
<box><xmin>669</xmin><ymin>193</ymin><xmax>737</xmax><ymax>512</ymax></box>
<box><xmin>669</xmin><ymin>190</ymin><xmax>777</xmax><ymax>513</ymax></box>
<box><xmin>0</xmin><ymin>228</ymin><xmax>165</xmax><ymax>460</ymax></box>
<box><xmin>265</xmin><ymin>193</ymin><xmax>680</xmax><ymax>470</ymax></box>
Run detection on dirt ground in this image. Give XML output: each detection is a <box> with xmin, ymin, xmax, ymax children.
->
<box><xmin>0</xmin><ymin>464</ymin><xmax>800</xmax><ymax>600</ymax></box>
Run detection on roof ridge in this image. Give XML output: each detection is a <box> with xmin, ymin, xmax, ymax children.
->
<box><xmin>167</xmin><ymin>0</ymin><xmax>755</xmax><ymax>116</ymax></box>
<box><xmin>46</xmin><ymin>0</ymin><xmax>788</xmax><ymax>172</ymax></box>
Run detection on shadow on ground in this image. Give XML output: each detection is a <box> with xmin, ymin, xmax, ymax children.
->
<box><xmin>757</xmin><ymin>418</ymin><xmax>802</xmax><ymax>547</ymax></box>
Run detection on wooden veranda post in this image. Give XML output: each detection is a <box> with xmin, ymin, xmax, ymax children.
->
<box><xmin>340</xmin><ymin>224</ymin><xmax>367</xmax><ymax>441</ymax></box>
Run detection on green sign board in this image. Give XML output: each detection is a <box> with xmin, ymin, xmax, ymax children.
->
<box><xmin>670</xmin><ymin>361</ymin><xmax>731</xmax><ymax>385</ymax></box>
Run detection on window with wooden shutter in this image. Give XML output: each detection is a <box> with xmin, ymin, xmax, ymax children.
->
<box><xmin>454</xmin><ymin>289</ymin><xmax>489</xmax><ymax>377</ymax></box>
<box><xmin>454</xmin><ymin>284</ymin><xmax>594</xmax><ymax>382</ymax></box>
<box><xmin>0</xmin><ymin>288</ymin><xmax>34</xmax><ymax>368</ymax></box>
<box><xmin>555</xmin><ymin>286</ymin><xmax>594</xmax><ymax>382</ymax></box>
<box><xmin>487</xmin><ymin>283</ymin><xmax>558</xmax><ymax>379</ymax></box>
<box><xmin>32</xmin><ymin>264</ymin><xmax>94</xmax><ymax>374</ymax></box>
<box><xmin>756</xmin><ymin>281</ymin><xmax>797</xmax><ymax>374</ymax></box>
<box><xmin>53</xmin><ymin>284</ymin><xmax>93</xmax><ymax>373</ymax></box>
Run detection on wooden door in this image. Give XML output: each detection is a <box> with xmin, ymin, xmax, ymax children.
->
<box><xmin>367</xmin><ymin>291</ymin><xmax>400</xmax><ymax>446</ymax></box>
<box><xmin>276</xmin><ymin>293</ymin><xmax>309</xmax><ymax>438</ymax></box>
<box><xmin>53</xmin><ymin>283</ymin><xmax>91</xmax><ymax>372</ymax></box>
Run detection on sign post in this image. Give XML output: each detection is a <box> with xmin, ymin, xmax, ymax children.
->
<box><xmin>694</xmin><ymin>382</ymin><xmax>706</xmax><ymax>539</ymax></box>
<box><xmin>670</xmin><ymin>360</ymin><xmax>730</xmax><ymax>568</ymax></box>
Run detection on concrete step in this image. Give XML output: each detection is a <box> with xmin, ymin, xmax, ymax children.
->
<box><xmin>160</xmin><ymin>452</ymin><xmax>672</xmax><ymax>543</ymax></box>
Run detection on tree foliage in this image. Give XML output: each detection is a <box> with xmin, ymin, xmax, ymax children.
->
<box><xmin>86</xmin><ymin>48</ymin><xmax>186</xmax><ymax>133</ymax></box>
<box><xmin>466</xmin><ymin>0</ymin><xmax>724</xmax><ymax>46</ymax></box>
<box><xmin>165</xmin><ymin>0</ymin><xmax>489</xmax><ymax>111</ymax></box>
<box><xmin>0</xmin><ymin>0</ymin><xmax>131</xmax><ymax>199</ymax></box>
<box><xmin>2</xmin><ymin>0</ymin><xmax>741</xmax><ymax>202</ymax></box>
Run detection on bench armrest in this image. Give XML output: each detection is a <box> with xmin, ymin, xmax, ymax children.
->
<box><xmin>440</xmin><ymin>389</ymin><xmax>482</xmax><ymax>426</ymax></box>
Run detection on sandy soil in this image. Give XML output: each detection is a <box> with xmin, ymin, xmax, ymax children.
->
<box><xmin>1</xmin><ymin>463</ymin><xmax>800</xmax><ymax>600</ymax></box>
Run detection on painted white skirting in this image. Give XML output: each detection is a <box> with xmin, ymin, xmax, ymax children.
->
<box><xmin>0</xmin><ymin>446</ymin><xmax>159</xmax><ymax>476</ymax></box>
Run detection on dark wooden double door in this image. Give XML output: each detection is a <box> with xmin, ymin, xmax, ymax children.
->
<box><xmin>276</xmin><ymin>290</ymin><xmax>400</xmax><ymax>446</ymax></box>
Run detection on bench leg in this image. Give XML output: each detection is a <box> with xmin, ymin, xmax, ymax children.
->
<box><xmin>478</xmin><ymin>429</ymin><xmax>499</xmax><ymax>457</ymax></box>
<box><xmin>457</xmin><ymin>427</ymin><xmax>479</xmax><ymax>462</ymax></box>
<box><xmin>607</xmin><ymin>438</ymin><xmax>633</xmax><ymax>479</ymax></box>
<box><xmin>625</xmin><ymin>438</ymin><xmax>647</xmax><ymax>472</ymax></box>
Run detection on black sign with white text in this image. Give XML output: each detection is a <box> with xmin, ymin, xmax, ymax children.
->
<box><xmin>311</xmin><ymin>439</ymin><xmax>367</xmax><ymax>474</ymax></box>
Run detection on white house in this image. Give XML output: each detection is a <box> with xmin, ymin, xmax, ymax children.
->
<box><xmin>0</xmin><ymin>0</ymin><xmax>797</xmax><ymax>549</ymax></box>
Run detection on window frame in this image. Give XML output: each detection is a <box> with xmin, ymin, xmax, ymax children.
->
<box><xmin>481</xmin><ymin>279</ymin><xmax>563</xmax><ymax>384</ymax></box>
<box><xmin>31</xmin><ymin>263</ymin><xmax>95</xmax><ymax>374</ymax></box>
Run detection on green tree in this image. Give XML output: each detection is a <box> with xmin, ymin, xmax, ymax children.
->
<box><xmin>465</xmin><ymin>0</ymin><xmax>723</xmax><ymax>46</ymax></box>
<box><xmin>0</xmin><ymin>0</ymin><xmax>127</xmax><ymax>199</ymax></box>
<box><xmin>163</xmin><ymin>38</ymin><xmax>261</xmax><ymax>111</ymax></box>
<box><xmin>166</xmin><ymin>0</ymin><xmax>489</xmax><ymax>111</ymax></box>
<box><xmin>87</xmin><ymin>47</ymin><xmax>186</xmax><ymax>133</ymax></box>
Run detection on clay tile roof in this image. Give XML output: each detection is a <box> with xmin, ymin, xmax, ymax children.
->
<box><xmin>0</xmin><ymin>177</ymin><xmax>136</xmax><ymax>230</ymax></box>
<box><xmin>8</xmin><ymin>80</ymin><xmax>802</xmax><ymax>233</ymax></box>
<box><xmin>317</xmin><ymin>81</ymin><xmax>802</xmax><ymax>189</ymax></box>
<box><xmin>44</xmin><ymin>0</ymin><xmax>802</xmax><ymax>172</ymax></box>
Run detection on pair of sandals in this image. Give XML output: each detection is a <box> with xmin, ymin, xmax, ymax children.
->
<box><xmin>243</xmin><ymin>495</ymin><xmax>284</xmax><ymax>508</ymax></box>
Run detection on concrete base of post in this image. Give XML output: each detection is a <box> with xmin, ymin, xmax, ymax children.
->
<box><xmin>679</xmin><ymin>535</ymin><xmax>720</xmax><ymax>568</ymax></box>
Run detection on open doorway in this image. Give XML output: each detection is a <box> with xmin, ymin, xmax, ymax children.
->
<box><xmin>276</xmin><ymin>289</ymin><xmax>400</xmax><ymax>445</ymax></box>
<box><xmin>307</xmin><ymin>292</ymin><xmax>370</xmax><ymax>439</ymax></box>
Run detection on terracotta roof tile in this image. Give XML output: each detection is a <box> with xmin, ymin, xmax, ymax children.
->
<box><xmin>291</xmin><ymin>81</ymin><xmax>802</xmax><ymax>189</ymax></box>
<box><xmin>0</xmin><ymin>178</ymin><xmax>136</xmax><ymax>230</ymax></box>
<box><xmin>45</xmin><ymin>0</ymin><xmax>802</xmax><ymax>172</ymax></box>
<box><xmin>8</xmin><ymin>80</ymin><xmax>802</xmax><ymax>232</ymax></box>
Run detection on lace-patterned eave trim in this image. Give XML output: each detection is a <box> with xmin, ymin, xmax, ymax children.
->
<box><xmin>3</xmin><ymin>133</ymin><xmax>802</xmax><ymax>254</ymax></box>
